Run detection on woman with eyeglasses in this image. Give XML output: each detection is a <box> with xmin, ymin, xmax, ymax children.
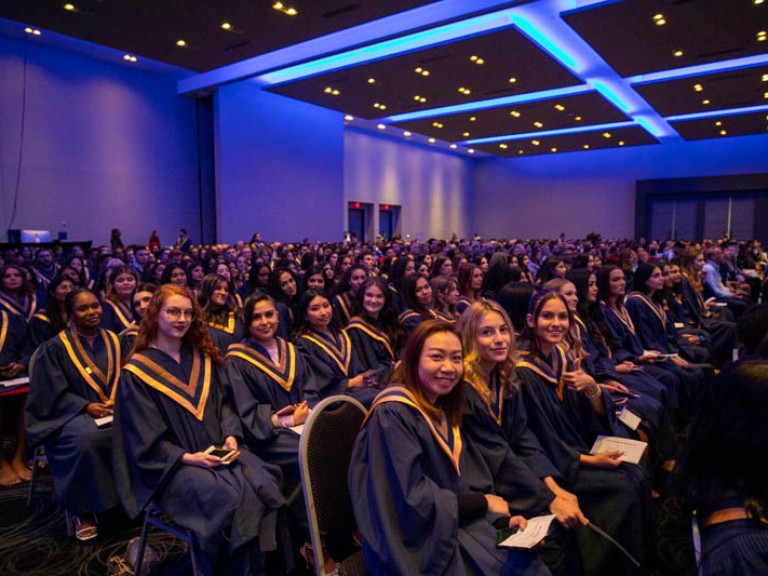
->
<box><xmin>114</xmin><ymin>285</ymin><xmax>284</xmax><ymax>575</ymax></box>
<box><xmin>25</xmin><ymin>288</ymin><xmax>120</xmax><ymax>541</ymax></box>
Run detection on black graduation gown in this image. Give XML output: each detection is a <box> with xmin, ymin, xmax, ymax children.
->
<box><xmin>295</xmin><ymin>328</ymin><xmax>378</xmax><ymax>408</ymax></box>
<box><xmin>206</xmin><ymin>311</ymin><xmax>244</xmax><ymax>355</ymax></box>
<box><xmin>24</xmin><ymin>312</ymin><xmax>55</xmax><ymax>362</ymax></box>
<box><xmin>348</xmin><ymin>385</ymin><xmax>550</xmax><ymax>576</ymax></box>
<box><xmin>332</xmin><ymin>292</ymin><xmax>354</xmax><ymax>327</ymax></box>
<box><xmin>516</xmin><ymin>346</ymin><xmax>654</xmax><ymax>575</ymax></box>
<box><xmin>1</xmin><ymin>310</ymin><xmax>27</xmax><ymax>371</ymax></box>
<box><xmin>101</xmin><ymin>298</ymin><xmax>135</xmax><ymax>334</ymax></box>
<box><xmin>0</xmin><ymin>291</ymin><xmax>38</xmax><ymax>321</ymax></box>
<box><xmin>25</xmin><ymin>327</ymin><xmax>120</xmax><ymax>515</ymax></box>
<box><xmin>345</xmin><ymin>316</ymin><xmax>397</xmax><ymax>386</ymax></box>
<box><xmin>114</xmin><ymin>345</ymin><xmax>285</xmax><ymax>563</ymax></box>
<box><xmin>226</xmin><ymin>338</ymin><xmax>315</xmax><ymax>478</ymax></box>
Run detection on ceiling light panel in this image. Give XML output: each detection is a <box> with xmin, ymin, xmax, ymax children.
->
<box><xmin>635</xmin><ymin>67</ymin><xmax>768</xmax><ymax>116</ymax></box>
<box><xmin>564</xmin><ymin>0</ymin><xmax>768</xmax><ymax>77</ymax></box>
<box><xmin>266</xmin><ymin>26</ymin><xmax>581</xmax><ymax>119</ymax></box>
<box><xmin>392</xmin><ymin>91</ymin><xmax>628</xmax><ymax>141</ymax></box>
<box><xmin>475</xmin><ymin>126</ymin><xmax>658</xmax><ymax>157</ymax></box>
<box><xmin>670</xmin><ymin>110</ymin><xmax>768</xmax><ymax>141</ymax></box>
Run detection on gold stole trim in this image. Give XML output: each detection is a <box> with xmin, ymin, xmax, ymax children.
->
<box><xmin>227</xmin><ymin>339</ymin><xmax>296</xmax><ymax>392</ymax></box>
<box><xmin>209</xmin><ymin>311</ymin><xmax>236</xmax><ymax>334</ymax></box>
<box><xmin>105</xmin><ymin>299</ymin><xmax>133</xmax><ymax>329</ymax></box>
<box><xmin>0</xmin><ymin>292</ymin><xmax>36</xmax><ymax>320</ymax></box>
<box><xmin>300</xmin><ymin>331</ymin><xmax>352</xmax><ymax>376</ymax></box>
<box><xmin>365</xmin><ymin>386</ymin><xmax>463</xmax><ymax>476</ymax></box>
<box><xmin>345</xmin><ymin>318</ymin><xmax>394</xmax><ymax>360</ymax></box>
<box><xmin>398</xmin><ymin>310</ymin><xmax>421</xmax><ymax>323</ymax></box>
<box><xmin>0</xmin><ymin>311</ymin><xmax>8</xmax><ymax>355</ymax></box>
<box><xmin>517</xmin><ymin>346</ymin><xmax>567</xmax><ymax>401</ymax></box>
<box><xmin>626</xmin><ymin>292</ymin><xmax>667</xmax><ymax>327</ymax></box>
<box><xmin>124</xmin><ymin>350</ymin><xmax>211</xmax><ymax>421</ymax></box>
<box><xmin>335</xmin><ymin>293</ymin><xmax>352</xmax><ymax>324</ymax></box>
<box><xmin>59</xmin><ymin>329</ymin><xmax>121</xmax><ymax>403</ymax></box>
<box><xmin>33</xmin><ymin>312</ymin><xmax>51</xmax><ymax>324</ymax></box>
<box><xmin>602</xmin><ymin>301</ymin><xmax>636</xmax><ymax>335</ymax></box>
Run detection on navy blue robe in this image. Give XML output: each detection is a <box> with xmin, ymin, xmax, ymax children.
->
<box><xmin>349</xmin><ymin>385</ymin><xmax>550</xmax><ymax>576</ymax></box>
<box><xmin>25</xmin><ymin>327</ymin><xmax>120</xmax><ymax>515</ymax></box>
<box><xmin>100</xmin><ymin>298</ymin><xmax>135</xmax><ymax>334</ymax></box>
<box><xmin>345</xmin><ymin>316</ymin><xmax>397</xmax><ymax>386</ymax></box>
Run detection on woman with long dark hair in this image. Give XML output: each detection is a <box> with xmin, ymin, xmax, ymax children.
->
<box><xmin>198</xmin><ymin>273</ymin><xmax>243</xmax><ymax>354</ymax></box>
<box><xmin>398</xmin><ymin>274</ymin><xmax>440</xmax><ymax>333</ymax></box>
<box><xmin>26</xmin><ymin>274</ymin><xmax>75</xmax><ymax>352</ymax></box>
<box><xmin>456</xmin><ymin>263</ymin><xmax>484</xmax><ymax>315</ymax></box>
<box><xmin>0</xmin><ymin>264</ymin><xmax>38</xmax><ymax>320</ymax></box>
<box><xmin>331</xmin><ymin>264</ymin><xmax>368</xmax><ymax>327</ymax></box>
<box><xmin>101</xmin><ymin>265</ymin><xmax>139</xmax><ymax>333</ymax></box>
<box><xmin>114</xmin><ymin>285</ymin><xmax>284</xmax><ymax>574</ymax></box>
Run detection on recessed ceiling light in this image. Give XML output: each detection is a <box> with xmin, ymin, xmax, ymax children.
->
<box><xmin>508</xmin><ymin>77</ymin><xmax>517</xmax><ymax>84</ymax></box>
<box><xmin>414</xmin><ymin>67</ymin><xmax>430</xmax><ymax>76</ymax></box>
<box><xmin>715</xmin><ymin>121</ymin><xmax>722</xmax><ymax>126</ymax></box>
<box><xmin>756</xmin><ymin>0</ymin><xmax>764</xmax><ymax>4</ymax></box>
<box><xmin>509</xmin><ymin>110</ymin><xmax>521</xmax><ymax>118</ymax></box>
<box><xmin>176</xmin><ymin>39</ymin><xmax>187</xmax><ymax>47</ymax></box>
<box><xmin>551</xmin><ymin>147</ymin><xmax>558</xmax><ymax>152</ymax></box>
<box><xmin>762</xmin><ymin>74</ymin><xmax>768</xmax><ymax>82</ymax></box>
<box><xmin>531</xmin><ymin>140</ymin><xmax>540</xmax><ymax>146</ymax></box>
<box><xmin>574</xmin><ymin>116</ymin><xmax>582</xmax><ymax>121</ymax></box>
<box><xmin>64</xmin><ymin>3</ymin><xmax>75</xmax><ymax>11</ymax></box>
<box><xmin>694</xmin><ymin>84</ymin><xmax>703</xmax><ymax>92</ymax></box>
<box><xmin>518</xmin><ymin>150</ymin><xmax>524</xmax><ymax>155</ymax></box>
<box><xmin>583</xmin><ymin>144</ymin><xmax>590</xmax><ymax>149</ymax></box>
<box><xmin>24</xmin><ymin>27</ymin><xmax>42</xmax><ymax>35</ymax></box>
<box><xmin>324</xmin><ymin>87</ymin><xmax>340</xmax><ymax>95</ymax></box>
<box><xmin>603</xmin><ymin>132</ymin><xmax>611</xmax><ymax>138</ymax></box>
<box><xmin>653</xmin><ymin>14</ymin><xmax>666</xmax><ymax>25</ymax></box>
<box><xmin>462</xmin><ymin>132</ymin><xmax>470</xmax><ymax>137</ymax></box>
<box><xmin>377</xmin><ymin>123</ymin><xmax>386</xmax><ymax>130</ymax></box>
<box><xmin>221</xmin><ymin>22</ymin><xmax>232</xmax><ymax>30</ymax></box>
<box><xmin>499</xmin><ymin>143</ymin><xmax>508</xmax><ymax>149</ymax></box>
<box><xmin>373</xmin><ymin>103</ymin><xmax>387</xmax><ymax>110</ymax></box>
<box><xmin>758</xmin><ymin>31</ymin><xmax>767</xmax><ymax>41</ymax></box>
<box><xmin>674</xmin><ymin>50</ymin><xmax>684</xmax><ymax>57</ymax></box>
<box><xmin>344</xmin><ymin>115</ymin><xmax>354</xmax><ymax>121</ymax></box>
<box><xmin>458</xmin><ymin>87</ymin><xmax>471</xmax><ymax>95</ymax></box>
<box><xmin>534</xmin><ymin>121</ymin><xmax>543</xmax><ymax>128</ymax></box>
<box><xmin>449</xmin><ymin>144</ymin><xmax>458</xmax><ymax>149</ymax></box>
<box><xmin>432</xmin><ymin>121</ymin><xmax>443</xmax><ymax>129</ymax></box>
<box><xmin>720</xmin><ymin>130</ymin><xmax>727</xmax><ymax>135</ymax></box>
<box><xmin>468</xmin><ymin>149</ymin><xmax>475</xmax><ymax>154</ymax></box>
<box><xmin>554</xmin><ymin>104</ymin><xmax>565</xmax><ymax>111</ymax></box>
<box><xmin>368</xmin><ymin>78</ymin><xmax>375</xmax><ymax>84</ymax></box>
<box><xmin>273</xmin><ymin>2</ymin><xmax>298</xmax><ymax>16</ymax></box>
<box><xmin>428</xmin><ymin>138</ymin><xmax>436</xmax><ymax>144</ymax></box>
<box><xmin>702</xmin><ymin>99</ymin><xmax>710</xmax><ymax>105</ymax></box>
<box><xmin>403</xmin><ymin>131</ymin><xmax>412</xmax><ymax>137</ymax></box>
<box><xmin>469</xmin><ymin>55</ymin><xmax>485</xmax><ymax>65</ymax></box>
<box><xmin>764</xmin><ymin>92</ymin><xmax>768</xmax><ymax>98</ymax></box>
<box><xmin>619</xmin><ymin>141</ymin><xmax>625</xmax><ymax>146</ymax></box>
<box><xmin>469</xmin><ymin>116</ymin><xmax>476</xmax><ymax>122</ymax></box>
<box><xmin>123</xmin><ymin>54</ymin><xmax>137</xmax><ymax>62</ymax></box>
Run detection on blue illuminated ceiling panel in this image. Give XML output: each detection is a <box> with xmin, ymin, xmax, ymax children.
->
<box><xmin>671</xmin><ymin>110</ymin><xmax>768</xmax><ymax>142</ymax></box>
<box><xmin>473</xmin><ymin>125</ymin><xmax>659</xmax><ymax>157</ymax></box>
<box><xmin>391</xmin><ymin>91</ymin><xmax>628</xmax><ymax>142</ymax></box>
<box><xmin>264</xmin><ymin>24</ymin><xmax>582</xmax><ymax>119</ymax></box>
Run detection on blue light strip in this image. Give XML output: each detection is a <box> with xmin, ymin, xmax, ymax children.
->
<box><xmin>628</xmin><ymin>54</ymin><xmax>768</xmax><ymax>86</ymax></box>
<box><xmin>462</xmin><ymin>120</ymin><xmax>635</xmax><ymax>145</ymax></box>
<box><xmin>665</xmin><ymin>104</ymin><xmax>768</xmax><ymax>123</ymax></box>
<box><xmin>383</xmin><ymin>85</ymin><xmax>591</xmax><ymax>123</ymax></box>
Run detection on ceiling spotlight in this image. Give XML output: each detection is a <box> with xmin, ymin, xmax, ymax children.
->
<box><xmin>64</xmin><ymin>3</ymin><xmax>75</xmax><ymax>11</ymax></box>
<box><xmin>468</xmin><ymin>149</ymin><xmax>475</xmax><ymax>154</ymax></box>
<box><xmin>24</xmin><ymin>27</ymin><xmax>42</xmax><ymax>35</ymax></box>
<box><xmin>756</xmin><ymin>0</ymin><xmax>764</xmax><ymax>4</ymax></box>
<box><xmin>403</xmin><ymin>131</ymin><xmax>412</xmax><ymax>137</ymax></box>
<box><xmin>428</xmin><ymin>138</ymin><xmax>436</xmax><ymax>144</ymax></box>
<box><xmin>720</xmin><ymin>130</ymin><xmax>728</xmax><ymax>135</ymax></box>
<box><xmin>508</xmin><ymin>77</ymin><xmax>517</xmax><ymax>84</ymax></box>
<box><xmin>469</xmin><ymin>116</ymin><xmax>477</xmax><ymax>122</ymax></box>
<box><xmin>273</xmin><ymin>2</ymin><xmax>298</xmax><ymax>16</ymax></box>
<box><xmin>583</xmin><ymin>144</ymin><xmax>590</xmax><ymax>149</ymax></box>
<box><xmin>469</xmin><ymin>55</ymin><xmax>485</xmax><ymax>65</ymax></box>
<box><xmin>518</xmin><ymin>150</ymin><xmax>525</xmax><ymax>155</ymax></box>
<box><xmin>462</xmin><ymin>132</ymin><xmax>470</xmax><ymax>137</ymax></box>
<box><xmin>458</xmin><ymin>87</ymin><xmax>471</xmax><ymax>95</ymax></box>
<box><xmin>449</xmin><ymin>144</ymin><xmax>458</xmax><ymax>149</ymax></box>
<box><xmin>509</xmin><ymin>110</ymin><xmax>521</xmax><ymax>118</ymax></box>
<box><xmin>221</xmin><ymin>22</ymin><xmax>232</xmax><ymax>30</ymax></box>
<box><xmin>694</xmin><ymin>84</ymin><xmax>703</xmax><ymax>91</ymax></box>
<box><xmin>551</xmin><ymin>148</ymin><xmax>557</xmax><ymax>153</ymax></box>
<box><xmin>618</xmin><ymin>141</ymin><xmax>625</xmax><ymax>146</ymax></box>
<box><xmin>176</xmin><ymin>39</ymin><xmax>187</xmax><ymax>47</ymax></box>
<box><xmin>702</xmin><ymin>99</ymin><xmax>710</xmax><ymax>104</ymax></box>
<box><xmin>368</xmin><ymin>78</ymin><xmax>375</xmax><ymax>84</ymax></box>
<box><xmin>377</xmin><ymin>123</ymin><xmax>386</xmax><ymax>130</ymax></box>
<box><xmin>673</xmin><ymin>50</ymin><xmax>684</xmax><ymax>57</ymax></box>
<box><xmin>531</xmin><ymin>140</ymin><xmax>540</xmax><ymax>146</ymax></box>
<box><xmin>414</xmin><ymin>67</ymin><xmax>430</xmax><ymax>76</ymax></box>
<box><xmin>373</xmin><ymin>102</ymin><xmax>387</xmax><ymax>110</ymax></box>
<box><xmin>763</xmin><ymin>73</ymin><xmax>768</xmax><ymax>82</ymax></box>
<box><xmin>499</xmin><ymin>144</ymin><xmax>508</xmax><ymax>149</ymax></box>
<box><xmin>344</xmin><ymin>115</ymin><xmax>354</xmax><ymax>121</ymax></box>
<box><xmin>533</xmin><ymin>121</ymin><xmax>543</xmax><ymax>128</ymax></box>
<box><xmin>653</xmin><ymin>14</ymin><xmax>666</xmax><ymax>25</ymax></box>
<box><xmin>123</xmin><ymin>54</ymin><xmax>137</xmax><ymax>62</ymax></box>
<box><xmin>554</xmin><ymin>104</ymin><xmax>565</xmax><ymax>111</ymax></box>
<box><xmin>432</xmin><ymin>121</ymin><xmax>444</xmax><ymax>129</ymax></box>
<box><xmin>324</xmin><ymin>87</ymin><xmax>340</xmax><ymax>95</ymax></box>
<box><xmin>603</xmin><ymin>132</ymin><xmax>611</xmax><ymax>138</ymax></box>
<box><xmin>575</xmin><ymin>116</ymin><xmax>582</xmax><ymax>121</ymax></box>
<box><xmin>758</xmin><ymin>30</ymin><xmax>767</xmax><ymax>41</ymax></box>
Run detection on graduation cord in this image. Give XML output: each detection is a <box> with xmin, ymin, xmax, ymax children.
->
<box><xmin>586</xmin><ymin>521</ymin><xmax>641</xmax><ymax>568</ymax></box>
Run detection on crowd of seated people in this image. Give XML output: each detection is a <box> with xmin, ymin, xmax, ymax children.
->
<box><xmin>0</xmin><ymin>229</ymin><xmax>767</xmax><ymax>575</ymax></box>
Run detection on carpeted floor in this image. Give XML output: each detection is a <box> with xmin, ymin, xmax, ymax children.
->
<box><xmin>1</xmin><ymin>467</ymin><xmax>697</xmax><ymax>575</ymax></box>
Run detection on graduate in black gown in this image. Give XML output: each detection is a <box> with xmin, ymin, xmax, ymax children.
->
<box><xmin>0</xmin><ymin>308</ymin><xmax>31</xmax><ymax>486</ymax></box>
<box><xmin>516</xmin><ymin>290</ymin><xmax>655</xmax><ymax>575</ymax></box>
<box><xmin>673</xmin><ymin>360</ymin><xmax>768</xmax><ymax>575</ymax></box>
<box><xmin>25</xmin><ymin>288</ymin><xmax>120</xmax><ymax>540</ymax></box>
<box><xmin>0</xmin><ymin>264</ymin><xmax>38</xmax><ymax>321</ymax></box>
<box><xmin>199</xmin><ymin>273</ymin><xmax>243</xmax><ymax>354</ymax></box>
<box><xmin>100</xmin><ymin>265</ymin><xmax>138</xmax><ymax>334</ymax></box>
<box><xmin>349</xmin><ymin>320</ymin><xmax>551</xmax><ymax>576</ymax></box>
<box><xmin>114</xmin><ymin>285</ymin><xmax>285</xmax><ymax>576</ymax></box>
<box><xmin>331</xmin><ymin>265</ymin><xmax>368</xmax><ymax>327</ymax></box>
<box><xmin>398</xmin><ymin>273</ymin><xmax>442</xmax><ymax>333</ymax></box>
<box><xmin>344</xmin><ymin>277</ymin><xmax>404</xmax><ymax>387</ymax></box>
<box><xmin>226</xmin><ymin>293</ymin><xmax>313</xmax><ymax>486</ymax></box>
<box><xmin>117</xmin><ymin>282</ymin><xmax>157</xmax><ymax>353</ymax></box>
<box><xmin>456</xmin><ymin>300</ymin><xmax>587</xmax><ymax>576</ymax></box>
<box><xmin>25</xmin><ymin>274</ymin><xmax>74</xmax><ymax>355</ymax></box>
<box><xmin>293</xmin><ymin>290</ymin><xmax>378</xmax><ymax>407</ymax></box>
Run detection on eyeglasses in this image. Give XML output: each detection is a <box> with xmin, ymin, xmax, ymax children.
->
<box><xmin>162</xmin><ymin>307</ymin><xmax>194</xmax><ymax>321</ymax></box>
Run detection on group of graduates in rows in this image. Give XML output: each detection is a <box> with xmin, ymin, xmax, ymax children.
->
<box><xmin>0</xmin><ymin>233</ymin><xmax>767</xmax><ymax>575</ymax></box>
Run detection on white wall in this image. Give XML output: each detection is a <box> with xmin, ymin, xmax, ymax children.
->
<box><xmin>344</xmin><ymin>129</ymin><xmax>474</xmax><ymax>240</ymax></box>
<box><xmin>473</xmin><ymin>133</ymin><xmax>768</xmax><ymax>239</ymax></box>
<box><xmin>0</xmin><ymin>31</ymin><xmax>207</xmax><ymax>246</ymax></box>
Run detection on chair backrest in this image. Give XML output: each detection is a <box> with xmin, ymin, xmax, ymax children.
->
<box><xmin>299</xmin><ymin>395</ymin><xmax>367</xmax><ymax>576</ymax></box>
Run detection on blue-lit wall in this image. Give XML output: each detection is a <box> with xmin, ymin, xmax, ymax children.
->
<box><xmin>473</xmin><ymin>133</ymin><xmax>768</xmax><ymax>239</ymax></box>
<box><xmin>344</xmin><ymin>129</ymin><xmax>473</xmax><ymax>240</ymax></box>
<box><xmin>0</xmin><ymin>31</ymin><xmax>209</xmax><ymax>246</ymax></box>
<box><xmin>215</xmin><ymin>83</ymin><xmax>345</xmax><ymax>242</ymax></box>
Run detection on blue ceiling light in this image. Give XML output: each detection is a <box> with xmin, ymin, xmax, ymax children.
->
<box><xmin>462</xmin><ymin>120</ymin><xmax>635</xmax><ymax>145</ymax></box>
<box><xmin>628</xmin><ymin>54</ymin><xmax>768</xmax><ymax>86</ymax></box>
<box><xmin>665</xmin><ymin>104</ymin><xmax>768</xmax><ymax>123</ymax></box>
<box><xmin>383</xmin><ymin>85</ymin><xmax>591</xmax><ymax>123</ymax></box>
